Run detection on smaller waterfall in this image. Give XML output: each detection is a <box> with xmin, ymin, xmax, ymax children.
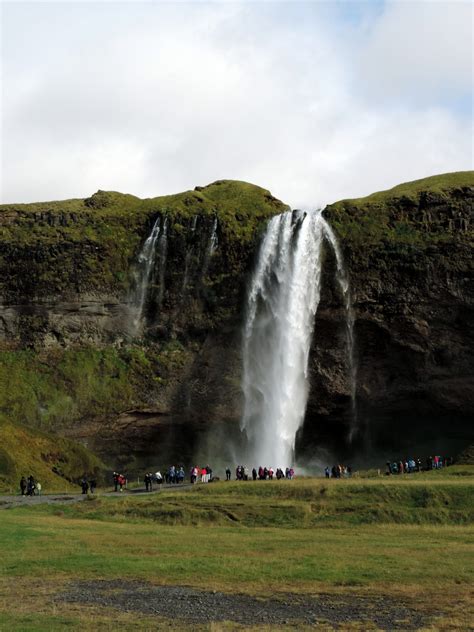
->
<box><xmin>133</xmin><ymin>216</ymin><xmax>162</xmax><ymax>332</ymax></box>
<box><xmin>132</xmin><ymin>215</ymin><xmax>168</xmax><ymax>335</ymax></box>
<box><xmin>321</xmin><ymin>223</ymin><xmax>358</xmax><ymax>442</ymax></box>
<box><xmin>208</xmin><ymin>216</ymin><xmax>218</xmax><ymax>254</ymax></box>
<box><xmin>202</xmin><ymin>216</ymin><xmax>218</xmax><ymax>280</ymax></box>
<box><xmin>156</xmin><ymin>217</ymin><xmax>169</xmax><ymax>311</ymax></box>
<box><xmin>182</xmin><ymin>216</ymin><xmax>198</xmax><ymax>292</ymax></box>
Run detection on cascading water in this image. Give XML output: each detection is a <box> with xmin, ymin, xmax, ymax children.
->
<box><xmin>155</xmin><ymin>217</ymin><xmax>169</xmax><ymax>310</ymax></box>
<box><xmin>241</xmin><ymin>210</ymin><xmax>356</xmax><ymax>467</ymax></box>
<box><xmin>202</xmin><ymin>216</ymin><xmax>218</xmax><ymax>279</ymax></box>
<box><xmin>320</xmin><ymin>222</ymin><xmax>358</xmax><ymax>442</ymax></box>
<box><xmin>132</xmin><ymin>216</ymin><xmax>162</xmax><ymax>332</ymax></box>
<box><xmin>132</xmin><ymin>215</ymin><xmax>169</xmax><ymax>334</ymax></box>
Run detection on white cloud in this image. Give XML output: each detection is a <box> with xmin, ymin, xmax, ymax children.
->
<box><xmin>1</xmin><ymin>1</ymin><xmax>472</xmax><ymax>207</ymax></box>
<box><xmin>356</xmin><ymin>0</ymin><xmax>472</xmax><ymax>104</ymax></box>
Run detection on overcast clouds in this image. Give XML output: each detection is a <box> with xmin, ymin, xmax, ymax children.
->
<box><xmin>1</xmin><ymin>1</ymin><xmax>472</xmax><ymax>208</ymax></box>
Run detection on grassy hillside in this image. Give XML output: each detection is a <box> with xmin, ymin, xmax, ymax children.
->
<box><xmin>0</xmin><ymin>420</ymin><xmax>107</xmax><ymax>492</ymax></box>
<box><xmin>324</xmin><ymin>171</ymin><xmax>474</xmax><ymax>252</ymax></box>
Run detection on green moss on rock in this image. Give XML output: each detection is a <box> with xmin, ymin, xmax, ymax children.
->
<box><xmin>325</xmin><ymin>171</ymin><xmax>474</xmax><ymax>253</ymax></box>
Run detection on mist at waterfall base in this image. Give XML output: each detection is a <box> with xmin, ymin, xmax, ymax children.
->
<box><xmin>130</xmin><ymin>209</ymin><xmax>357</xmax><ymax>475</ymax></box>
<box><xmin>237</xmin><ymin>209</ymin><xmax>356</xmax><ymax>471</ymax></box>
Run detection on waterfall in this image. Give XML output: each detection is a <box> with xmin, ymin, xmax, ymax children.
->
<box><xmin>132</xmin><ymin>215</ymin><xmax>168</xmax><ymax>334</ymax></box>
<box><xmin>241</xmin><ymin>210</ymin><xmax>356</xmax><ymax>467</ymax></box>
<box><xmin>202</xmin><ymin>216</ymin><xmax>218</xmax><ymax>280</ymax></box>
<box><xmin>182</xmin><ymin>216</ymin><xmax>198</xmax><ymax>292</ymax></box>
<box><xmin>320</xmin><ymin>222</ymin><xmax>358</xmax><ymax>442</ymax></box>
<box><xmin>155</xmin><ymin>217</ymin><xmax>169</xmax><ymax>311</ymax></box>
<box><xmin>133</xmin><ymin>216</ymin><xmax>162</xmax><ymax>332</ymax></box>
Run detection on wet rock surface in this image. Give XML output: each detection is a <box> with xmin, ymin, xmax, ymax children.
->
<box><xmin>58</xmin><ymin>579</ymin><xmax>430</xmax><ymax>629</ymax></box>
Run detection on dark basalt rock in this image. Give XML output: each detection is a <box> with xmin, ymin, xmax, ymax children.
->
<box><xmin>0</xmin><ymin>173</ymin><xmax>472</xmax><ymax>476</ymax></box>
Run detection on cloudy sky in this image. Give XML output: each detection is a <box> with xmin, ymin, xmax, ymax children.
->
<box><xmin>1</xmin><ymin>0</ymin><xmax>472</xmax><ymax>208</ymax></box>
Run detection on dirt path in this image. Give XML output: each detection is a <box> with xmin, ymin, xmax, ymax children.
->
<box><xmin>0</xmin><ymin>484</ymin><xmax>192</xmax><ymax>509</ymax></box>
<box><xmin>57</xmin><ymin>580</ymin><xmax>433</xmax><ymax>629</ymax></box>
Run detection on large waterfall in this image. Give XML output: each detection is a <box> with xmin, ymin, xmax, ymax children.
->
<box><xmin>241</xmin><ymin>210</ymin><xmax>355</xmax><ymax>467</ymax></box>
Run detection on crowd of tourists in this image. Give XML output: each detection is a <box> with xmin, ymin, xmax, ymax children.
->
<box><xmin>231</xmin><ymin>465</ymin><xmax>295</xmax><ymax>481</ymax></box>
<box><xmin>144</xmin><ymin>465</ymin><xmax>213</xmax><ymax>487</ymax></box>
<box><xmin>325</xmin><ymin>465</ymin><xmax>352</xmax><ymax>478</ymax></box>
<box><xmin>386</xmin><ymin>455</ymin><xmax>453</xmax><ymax>475</ymax></box>
<box><xmin>141</xmin><ymin>464</ymin><xmax>294</xmax><ymax>489</ymax></box>
<box><xmin>19</xmin><ymin>475</ymin><xmax>42</xmax><ymax>496</ymax></box>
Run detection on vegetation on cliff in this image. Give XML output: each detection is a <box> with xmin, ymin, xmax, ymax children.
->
<box><xmin>324</xmin><ymin>171</ymin><xmax>473</xmax><ymax>255</ymax></box>
<box><xmin>0</xmin><ymin>420</ymin><xmax>107</xmax><ymax>491</ymax></box>
<box><xmin>0</xmin><ymin>180</ymin><xmax>288</xmax><ymax>298</ymax></box>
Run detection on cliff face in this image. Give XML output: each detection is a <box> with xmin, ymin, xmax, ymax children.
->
<box><xmin>0</xmin><ymin>180</ymin><xmax>288</xmax><ymax>476</ymax></box>
<box><xmin>0</xmin><ymin>173</ymin><xmax>473</xmax><ymax>481</ymax></box>
<box><xmin>299</xmin><ymin>172</ymin><xmax>474</xmax><ymax>462</ymax></box>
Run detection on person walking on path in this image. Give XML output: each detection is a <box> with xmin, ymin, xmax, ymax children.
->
<box><xmin>20</xmin><ymin>477</ymin><xmax>27</xmax><ymax>496</ymax></box>
<box><xmin>81</xmin><ymin>477</ymin><xmax>89</xmax><ymax>494</ymax></box>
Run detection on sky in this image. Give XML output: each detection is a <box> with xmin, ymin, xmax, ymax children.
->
<box><xmin>1</xmin><ymin>0</ymin><xmax>472</xmax><ymax>208</ymax></box>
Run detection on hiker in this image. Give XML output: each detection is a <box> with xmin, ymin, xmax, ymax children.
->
<box><xmin>81</xmin><ymin>477</ymin><xmax>89</xmax><ymax>494</ymax></box>
<box><xmin>89</xmin><ymin>479</ymin><xmax>96</xmax><ymax>494</ymax></box>
<box><xmin>27</xmin><ymin>476</ymin><xmax>36</xmax><ymax>496</ymax></box>
<box><xmin>144</xmin><ymin>472</ymin><xmax>151</xmax><ymax>492</ymax></box>
<box><xmin>177</xmin><ymin>466</ymin><xmax>185</xmax><ymax>483</ymax></box>
<box><xmin>225</xmin><ymin>467</ymin><xmax>231</xmax><ymax>481</ymax></box>
<box><xmin>113</xmin><ymin>472</ymin><xmax>119</xmax><ymax>492</ymax></box>
<box><xmin>169</xmin><ymin>466</ymin><xmax>176</xmax><ymax>484</ymax></box>
<box><xmin>252</xmin><ymin>468</ymin><xmax>257</xmax><ymax>481</ymax></box>
<box><xmin>117</xmin><ymin>474</ymin><xmax>126</xmax><ymax>491</ymax></box>
<box><xmin>325</xmin><ymin>467</ymin><xmax>330</xmax><ymax>479</ymax></box>
<box><xmin>155</xmin><ymin>471</ymin><xmax>163</xmax><ymax>485</ymax></box>
<box><xmin>36</xmin><ymin>482</ymin><xmax>42</xmax><ymax>496</ymax></box>
<box><xmin>20</xmin><ymin>476</ymin><xmax>27</xmax><ymax>496</ymax></box>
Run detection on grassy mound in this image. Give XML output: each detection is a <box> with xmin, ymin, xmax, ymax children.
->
<box><xmin>28</xmin><ymin>467</ymin><xmax>474</xmax><ymax>527</ymax></box>
<box><xmin>0</xmin><ymin>420</ymin><xmax>107</xmax><ymax>492</ymax></box>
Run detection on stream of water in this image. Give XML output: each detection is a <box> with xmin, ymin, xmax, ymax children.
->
<box><xmin>241</xmin><ymin>210</ymin><xmax>356</xmax><ymax>467</ymax></box>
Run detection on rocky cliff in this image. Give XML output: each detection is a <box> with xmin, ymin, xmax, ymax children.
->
<box><xmin>0</xmin><ymin>180</ymin><xmax>288</xmax><ymax>482</ymax></box>
<box><xmin>0</xmin><ymin>173</ymin><xmax>472</xmax><ymax>485</ymax></box>
<box><xmin>300</xmin><ymin>172</ymin><xmax>474</xmax><ymax>463</ymax></box>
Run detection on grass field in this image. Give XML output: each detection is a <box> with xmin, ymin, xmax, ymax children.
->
<box><xmin>1</xmin><ymin>468</ymin><xmax>473</xmax><ymax>630</ymax></box>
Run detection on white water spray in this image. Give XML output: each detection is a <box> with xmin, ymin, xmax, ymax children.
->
<box><xmin>132</xmin><ymin>215</ymin><xmax>168</xmax><ymax>334</ymax></box>
<box><xmin>241</xmin><ymin>210</ymin><xmax>356</xmax><ymax>467</ymax></box>
<box><xmin>133</xmin><ymin>216</ymin><xmax>162</xmax><ymax>332</ymax></box>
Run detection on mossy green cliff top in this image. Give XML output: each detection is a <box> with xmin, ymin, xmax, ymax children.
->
<box><xmin>0</xmin><ymin>180</ymin><xmax>288</xmax><ymax>298</ymax></box>
<box><xmin>324</xmin><ymin>171</ymin><xmax>473</xmax><ymax>255</ymax></box>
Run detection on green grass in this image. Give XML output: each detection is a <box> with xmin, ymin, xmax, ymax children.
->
<box><xmin>325</xmin><ymin>171</ymin><xmax>474</xmax><ymax>253</ymax></box>
<box><xmin>1</xmin><ymin>473</ymin><xmax>473</xmax><ymax>629</ymax></box>
<box><xmin>21</xmin><ymin>468</ymin><xmax>474</xmax><ymax>527</ymax></box>
<box><xmin>333</xmin><ymin>171</ymin><xmax>473</xmax><ymax>207</ymax></box>
<box><xmin>0</xmin><ymin>421</ymin><xmax>107</xmax><ymax>491</ymax></box>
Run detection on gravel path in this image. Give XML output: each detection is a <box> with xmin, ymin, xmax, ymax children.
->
<box><xmin>57</xmin><ymin>580</ymin><xmax>430</xmax><ymax>629</ymax></box>
<box><xmin>0</xmin><ymin>484</ymin><xmax>192</xmax><ymax>509</ymax></box>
